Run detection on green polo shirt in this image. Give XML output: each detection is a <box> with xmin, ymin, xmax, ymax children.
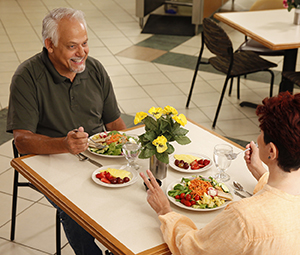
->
<box><xmin>7</xmin><ymin>47</ymin><xmax>121</xmax><ymax>137</ymax></box>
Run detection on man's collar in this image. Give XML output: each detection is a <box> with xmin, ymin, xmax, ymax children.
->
<box><xmin>41</xmin><ymin>47</ymin><xmax>89</xmax><ymax>84</ymax></box>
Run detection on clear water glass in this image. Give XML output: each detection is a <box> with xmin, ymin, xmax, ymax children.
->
<box><xmin>213</xmin><ymin>144</ymin><xmax>233</xmax><ymax>182</ymax></box>
<box><xmin>122</xmin><ymin>136</ymin><xmax>141</xmax><ymax>170</ymax></box>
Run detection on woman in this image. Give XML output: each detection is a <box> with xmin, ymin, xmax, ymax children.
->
<box><xmin>140</xmin><ymin>92</ymin><xmax>300</xmax><ymax>254</ymax></box>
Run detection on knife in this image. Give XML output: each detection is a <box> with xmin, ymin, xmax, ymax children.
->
<box><xmin>77</xmin><ymin>153</ymin><xmax>103</xmax><ymax>168</ymax></box>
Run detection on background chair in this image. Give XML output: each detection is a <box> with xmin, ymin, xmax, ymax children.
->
<box><xmin>186</xmin><ymin>18</ymin><xmax>277</xmax><ymax>128</ymax></box>
<box><xmin>282</xmin><ymin>71</ymin><xmax>300</xmax><ymax>87</ymax></box>
<box><xmin>10</xmin><ymin>140</ymin><xmax>61</xmax><ymax>255</ymax></box>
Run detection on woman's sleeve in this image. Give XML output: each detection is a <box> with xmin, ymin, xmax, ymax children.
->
<box><xmin>158</xmin><ymin>207</ymin><xmax>248</xmax><ymax>255</ymax></box>
<box><xmin>253</xmin><ymin>171</ymin><xmax>269</xmax><ymax>194</ymax></box>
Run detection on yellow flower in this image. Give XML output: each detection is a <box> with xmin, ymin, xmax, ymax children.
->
<box><xmin>152</xmin><ymin>135</ymin><xmax>168</xmax><ymax>153</ymax></box>
<box><xmin>173</xmin><ymin>114</ymin><xmax>187</xmax><ymax>126</ymax></box>
<box><xmin>148</xmin><ymin>107</ymin><xmax>163</xmax><ymax>119</ymax></box>
<box><xmin>163</xmin><ymin>105</ymin><xmax>178</xmax><ymax>115</ymax></box>
<box><xmin>134</xmin><ymin>111</ymin><xmax>148</xmax><ymax>125</ymax></box>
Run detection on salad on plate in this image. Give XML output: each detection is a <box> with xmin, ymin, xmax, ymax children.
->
<box><xmin>167</xmin><ymin>175</ymin><xmax>233</xmax><ymax>211</ymax></box>
<box><xmin>88</xmin><ymin>131</ymin><xmax>137</xmax><ymax>157</ymax></box>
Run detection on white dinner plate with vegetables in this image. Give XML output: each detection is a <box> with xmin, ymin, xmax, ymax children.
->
<box><xmin>88</xmin><ymin>131</ymin><xmax>136</xmax><ymax>158</ymax></box>
<box><xmin>167</xmin><ymin>176</ymin><xmax>233</xmax><ymax>211</ymax></box>
<box><xmin>92</xmin><ymin>165</ymin><xmax>138</xmax><ymax>188</ymax></box>
<box><xmin>169</xmin><ymin>153</ymin><xmax>213</xmax><ymax>173</ymax></box>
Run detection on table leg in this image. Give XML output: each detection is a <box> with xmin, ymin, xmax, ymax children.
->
<box><xmin>279</xmin><ymin>48</ymin><xmax>298</xmax><ymax>93</ymax></box>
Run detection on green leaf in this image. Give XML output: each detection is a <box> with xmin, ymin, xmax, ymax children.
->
<box><xmin>155</xmin><ymin>151</ymin><xmax>169</xmax><ymax>164</ymax></box>
<box><xmin>175</xmin><ymin>136</ymin><xmax>191</xmax><ymax>145</ymax></box>
<box><xmin>139</xmin><ymin>147</ymin><xmax>155</xmax><ymax>159</ymax></box>
<box><xmin>172</xmin><ymin>127</ymin><xmax>189</xmax><ymax>136</ymax></box>
<box><xmin>144</xmin><ymin>116</ymin><xmax>158</xmax><ymax>131</ymax></box>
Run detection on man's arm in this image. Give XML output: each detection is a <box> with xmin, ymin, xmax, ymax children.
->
<box><xmin>13</xmin><ymin>127</ymin><xmax>89</xmax><ymax>155</ymax></box>
<box><xmin>105</xmin><ymin>116</ymin><xmax>126</xmax><ymax>131</ymax></box>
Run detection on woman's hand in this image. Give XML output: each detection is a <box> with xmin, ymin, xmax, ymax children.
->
<box><xmin>244</xmin><ymin>141</ymin><xmax>267</xmax><ymax>181</ymax></box>
<box><xmin>140</xmin><ymin>169</ymin><xmax>172</xmax><ymax>216</ymax></box>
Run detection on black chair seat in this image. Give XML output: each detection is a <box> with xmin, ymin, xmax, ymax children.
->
<box><xmin>282</xmin><ymin>71</ymin><xmax>300</xmax><ymax>86</ymax></box>
<box><xmin>210</xmin><ymin>51</ymin><xmax>277</xmax><ymax>77</ymax></box>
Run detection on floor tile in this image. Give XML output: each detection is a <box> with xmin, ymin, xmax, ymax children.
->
<box><xmin>116</xmin><ymin>45</ymin><xmax>167</xmax><ymax>62</ymax></box>
<box><xmin>0</xmin><ymin>202</ymin><xmax>68</xmax><ymax>253</ymax></box>
<box><xmin>0</xmin><ymin>238</ymin><xmax>47</xmax><ymax>255</ymax></box>
<box><xmin>0</xmin><ymin>192</ymin><xmax>33</xmax><ymax>227</ymax></box>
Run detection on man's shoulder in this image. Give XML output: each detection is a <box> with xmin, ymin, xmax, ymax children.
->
<box><xmin>86</xmin><ymin>56</ymin><xmax>106</xmax><ymax>73</ymax></box>
<box><xmin>14</xmin><ymin>51</ymin><xmax>46</xmax><ymax>79</ymax></box>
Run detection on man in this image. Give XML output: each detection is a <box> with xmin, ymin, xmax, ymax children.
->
<box><xmin>7</xmin><ymin>7</ymin><xmax>125</xmax><ymax>255</ymax></box>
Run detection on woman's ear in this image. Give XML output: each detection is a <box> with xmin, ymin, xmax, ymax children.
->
<box><xmin>44</xmin><ymin>38</ymin><xmax>54</xmax><ymax>53</ymax></box>
<box><xmin>269</xmin><ymin>142</ymin><xmax>278</xmax><ymax>160</ymax></box>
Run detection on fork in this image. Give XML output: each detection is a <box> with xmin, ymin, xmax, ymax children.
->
<box><xmin>225</xmin><ymin>142</ymin><xmax>258</xmax><ymax>160</ymax></box>
<box><xmin>88</xmin><ymin>138</ymin><xmax>107</xmax><ymax>149</ymax></box>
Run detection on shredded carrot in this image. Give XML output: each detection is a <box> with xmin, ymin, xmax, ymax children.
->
<box><xmin>106</xmin><ymin>134</ymin><xmax>127</xmax><ymax>144</ymax></box>
<box><xmin>188</xmin><ymin>178</ymin><xmax>212</xmax><ymax>198</ymax></box>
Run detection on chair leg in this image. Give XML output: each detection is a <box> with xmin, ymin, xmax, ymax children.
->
<box><xmin>228</xmin><ymin>78</ymin><xmax>234</xmax><ymax>96</ymax></box>
<box><xmin>186</xmin><ymin>54</ymin><xmax>202</xmax><ymax>108</ymax></box>
<box><xmin>237</xmin><ymin>76</ymin><xmax>240</xmax><ymax>100</ymax></box>
<box><xmin>267</xmin><ymin>70</ymin><xmax>275</xmax><ymax>97</ymax></box>
<box><xmin>10</xmin><ymin>169</ymin><xmax>19</xmax><ymax>241</ymax></box>
<box><xmin>56</xmin><ymin>210</ymin><xmax>61</xmax><ymax>255</ymax></box>
<box><xmin>186</xmin><ymin>34</ymin><xmax>205</xmax><ymax>108</ymax></box>
<box><xmin>213</xmin><ymin>76</ymin><xmax>231</xmax><ymax>128</ymax></box>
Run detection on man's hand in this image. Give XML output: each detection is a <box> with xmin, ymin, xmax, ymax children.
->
<box><xmin>64</xmin><ymin>126</ymin><xmax>89</xmax><ymax>154</ymax></box>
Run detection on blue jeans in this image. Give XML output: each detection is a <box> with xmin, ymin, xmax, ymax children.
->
<box><xmin>45</xmin><ymin>196</ymin><xmax>103</xmax><ymax>255</ymax></box>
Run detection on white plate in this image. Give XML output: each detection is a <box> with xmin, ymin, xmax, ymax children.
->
<box><xmin>88</xmin><ymin>132</ymin><xmax>128</xmax><ymax>158</ymax></box>
<box><xmin>92</xmin><ymin>165</ymin><xmax>138</xmax><ymax>188</ymax></box>
<box><xmin>166</xmin><ymin>176</ymin><xmax>232</xmax><ymax>211</ymax></box>
<box><xmin>169</xmin><ymin>153</ymin><xmax>212</xmax><ymax>173</ymax></box>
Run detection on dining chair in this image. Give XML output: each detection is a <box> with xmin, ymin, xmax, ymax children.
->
<box><xmin>186</xmin><ymin>18</ymin><xmax>277</xmax><ymax>128</ymax></box>
<box><xmin>282</xmin><ymin>71</ymin><xmax>300</xmax><ymax>87</ymax></box>
<box><xmin>10</xmin><ymin>140</ymin><xmax>62</xmax><ymax>255</ymax></box>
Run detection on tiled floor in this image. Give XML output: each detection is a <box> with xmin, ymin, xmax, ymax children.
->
<box><xmin>1</xmin><ymin>0</ymin><xmax>300</xmax><ymax>254</ymax></box>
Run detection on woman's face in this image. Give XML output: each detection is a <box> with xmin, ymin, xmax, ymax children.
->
<box><xmin>257</xmin><ymin>130</ymin><xmax>269</xmax><ymax>164</ymax></box>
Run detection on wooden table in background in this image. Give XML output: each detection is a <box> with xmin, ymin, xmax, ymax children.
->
<box><xmin>215</xmin><ymin>9</ymin><xmax>300</xmax><ymax>93</ymax></box>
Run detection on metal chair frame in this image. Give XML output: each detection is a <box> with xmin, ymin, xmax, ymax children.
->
<box><xmin>10</xmin><ymin>140</ymin><xmax>61</xmax><ymax>255</ymax></box>
<box><xmin>186</xmin><ymin>18</ymin><xmax>276</xmax><ymax>128</ymax></box>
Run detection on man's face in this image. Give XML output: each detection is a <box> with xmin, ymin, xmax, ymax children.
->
<box><xmin>46</xmin><ymin>18</ymin><xmax>89</xmax><ymax>81</ymax></box>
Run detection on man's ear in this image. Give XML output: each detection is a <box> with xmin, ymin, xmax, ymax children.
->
<box><xmin>45</xmin><ymin>38</ymin><xmax>54</xmax><ymax>53</ymax></box>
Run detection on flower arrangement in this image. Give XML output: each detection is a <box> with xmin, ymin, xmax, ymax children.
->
<box><xmin>283</xmin><ymin>0</ymin><xmax>300</xmax><ymax>11</ymax></box>
<box><xmin>134</xmin><ymin>106</ymin><xmax>191</xmax><ymax>164</ymax></box>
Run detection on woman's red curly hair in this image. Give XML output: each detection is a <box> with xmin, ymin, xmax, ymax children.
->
<box><xmin>256</xmin><ymin>92</ymin><xmax>300</xmax><ymax>172</ymax></box>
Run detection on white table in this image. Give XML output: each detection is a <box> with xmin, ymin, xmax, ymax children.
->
<box><xmin>11</xmin><ymin>121</ymin><xmax>257</xmax><ymax>255</ymax></box>
<box><xmin>214</xmin><ymin>9</ymin><xmax>300</xmax><ymax>93</ymax></box>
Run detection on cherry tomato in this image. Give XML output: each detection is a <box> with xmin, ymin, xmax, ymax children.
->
<box><xmin>185</xmin><ymin>194</ymin><xmax>192</xmax><ymax>201</ymax></box>
<box><xmin>180</xmin><ymin>193</ymin><xmax>186</xmax><ymax>199</ymax></box>
<box><xmin>175</xmin><ymin>195</ymin><xmax>180</xmax><ymax>199</ymax></box>
<box><xmin>194</xmin><ymin>195</ymin><xmax>200</xmax><ymax>201</ymax></box>
<box><xmin>184</xmin><ymin>200</ymin><xmax>192</xmax><ymax>207</ymax></box>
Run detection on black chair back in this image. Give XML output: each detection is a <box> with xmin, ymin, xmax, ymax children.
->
<box><xmin>203</xmin><ymin>18</ymin><xmax>233</xmax><ymax>59</ymax></box>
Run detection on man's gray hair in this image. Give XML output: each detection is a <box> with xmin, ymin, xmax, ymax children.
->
<box><xmin>42</xmin><ymin>7</ymin><xmax>87</xmax><ymax>47</ymax></box>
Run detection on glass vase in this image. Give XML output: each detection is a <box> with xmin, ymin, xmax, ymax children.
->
<box><xmin>149</xmin><ymin>155</ymin><xmax>168</xmax><ymax>180</ymax></box>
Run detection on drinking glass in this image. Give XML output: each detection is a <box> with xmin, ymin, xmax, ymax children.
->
<box><xmin>213</xmin><ymin>144</ymin><xmax>233</xmax><ymax>182</ymax></box>
<box><xmin>122</xmin><ymin>135</ymin><xmax>141</xmax><ymax>170</ymax></box>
